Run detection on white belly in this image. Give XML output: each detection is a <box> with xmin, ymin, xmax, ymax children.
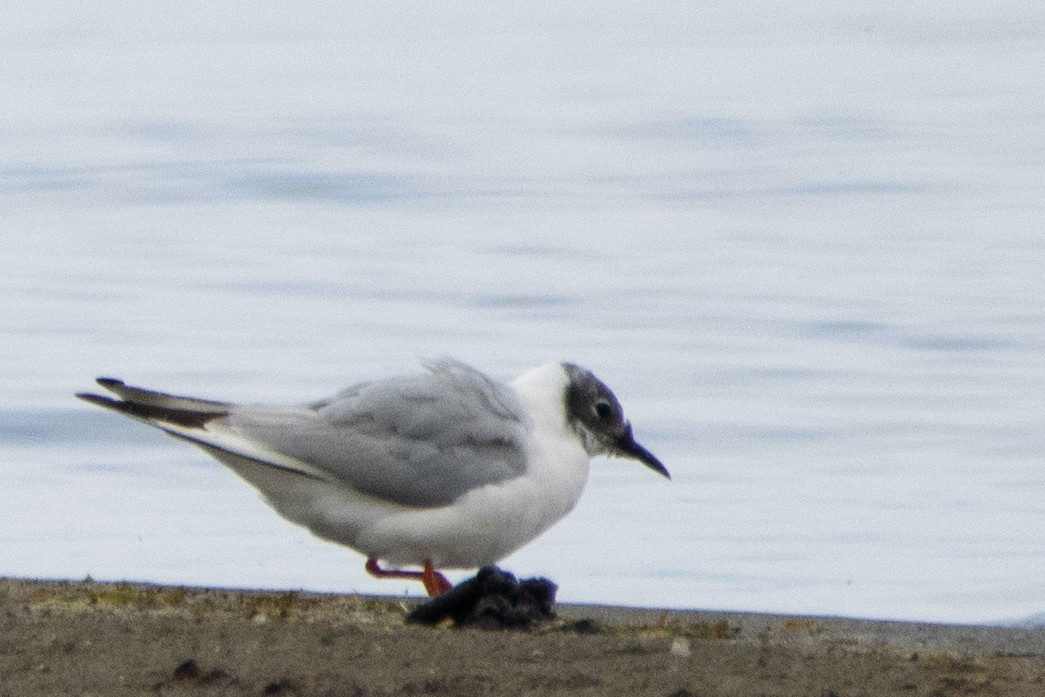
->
<box><xmin>207</xmin><ymin>432</ymin><xmax>591</xmax><ymax>569</ymax></box>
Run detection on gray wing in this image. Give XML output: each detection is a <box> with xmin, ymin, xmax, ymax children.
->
<box><xmin>226</xmin><ymin>359</ymin><xmax>530</xmax><ymax>507</ymax></box>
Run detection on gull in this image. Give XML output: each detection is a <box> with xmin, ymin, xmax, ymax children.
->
<box><xmin>77</xmin><ymin>359</ymin><xmax>669</xmax><ymax>596</ymax></box>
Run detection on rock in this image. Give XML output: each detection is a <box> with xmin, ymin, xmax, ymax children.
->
<box><xmin>405</xmin><ymin>566</ymin><xmax>557</xmax><ymax>629</ymax></box>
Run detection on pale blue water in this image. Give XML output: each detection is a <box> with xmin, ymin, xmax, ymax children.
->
<box><xmin>2</xmin><ymin>2</ymin><xmax>1043</xmax><ymax>624</ymax></box>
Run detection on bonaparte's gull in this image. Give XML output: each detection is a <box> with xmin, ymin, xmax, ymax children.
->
<box><xmin>77</xmin><ymin>359</ymin><xmax>669</xmax><ymax>596</ymax></box>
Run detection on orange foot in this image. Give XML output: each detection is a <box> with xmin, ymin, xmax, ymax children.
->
<box><xmin>365</xmin><ymin>558</ymin><xmax>453</xmax><ymax>597</ymax></box>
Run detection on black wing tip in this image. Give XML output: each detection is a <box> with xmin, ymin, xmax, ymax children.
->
<box><xmin>77</xmin><ymin>377</ymin><xmax>126</xmax><ymax>408</ymax></box>
<box><xmin>76</xmin><ymin>392</ymin><xmax>121</xmax><ymax>408</ymax></box>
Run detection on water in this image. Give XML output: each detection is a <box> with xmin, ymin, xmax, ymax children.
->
<box><xmin>2</xmin><ymin>2</ymin><xmax>1043</xmax><ymax>625</ymax></box>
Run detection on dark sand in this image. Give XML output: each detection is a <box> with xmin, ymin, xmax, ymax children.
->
<box><xmin>2</xmin><ymin>577</ymin><xmax>1042</xmax><ymax>696</ymax></box>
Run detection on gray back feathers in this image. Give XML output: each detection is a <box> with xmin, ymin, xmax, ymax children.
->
<box><xmin>228</xmin><ymin>359</ymin><xmax>530</xmax><ymax>507</ymax></box>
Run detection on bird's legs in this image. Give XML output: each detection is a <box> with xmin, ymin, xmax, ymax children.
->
<box><xmin>365</xmin><ymin>558</ymin><xmax>453</xmax><ymax>597</ymax></box>
<box><xmin>420</xmin><ymin>562</ymin><xmax>454</xmax><ymax>597</ymax></box>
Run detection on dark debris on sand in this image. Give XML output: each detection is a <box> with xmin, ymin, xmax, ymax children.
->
<box><xmin>405</xmin><ymin>566</ymin><xmax>557</xmax><ymax>629</ymax></box>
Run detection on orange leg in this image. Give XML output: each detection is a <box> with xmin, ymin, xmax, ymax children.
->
<box><xmin>365</xmin><ymin>558</ymin><xmax>452</xmax><ymax>597</ymax></box>
<box><xmin>420</xmin><ymin>561</ymin><xmax>453</xmax><ymax>596</ymax></box>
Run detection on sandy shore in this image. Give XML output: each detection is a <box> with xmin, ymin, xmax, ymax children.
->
<box><xmin>2</xmin><ymin>577</ymin><xmax>1042</xmax><ymax>696</ymax></box>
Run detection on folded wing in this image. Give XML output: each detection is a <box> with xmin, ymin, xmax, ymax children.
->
<box><xmin>79</xmin><ymin>359</ymin><xmax>530</xmax><ymax>508</ymax></box>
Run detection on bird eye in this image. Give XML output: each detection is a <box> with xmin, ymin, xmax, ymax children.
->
<box><xmin>594</xmin><ymin>401</ymin><xmax>612</xmax><ymax>419</ymax></box>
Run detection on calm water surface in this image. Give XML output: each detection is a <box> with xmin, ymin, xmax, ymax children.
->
<box><xmin>2</xmin><ymin>3</ymin><xmax>1043</xmax><ymax>624</ymax></box>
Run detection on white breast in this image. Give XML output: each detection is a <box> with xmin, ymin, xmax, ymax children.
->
<box><xmin>352</xmin><ymin>363</ymin><xmax>592</xmax><ymax>568</ymax></box>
